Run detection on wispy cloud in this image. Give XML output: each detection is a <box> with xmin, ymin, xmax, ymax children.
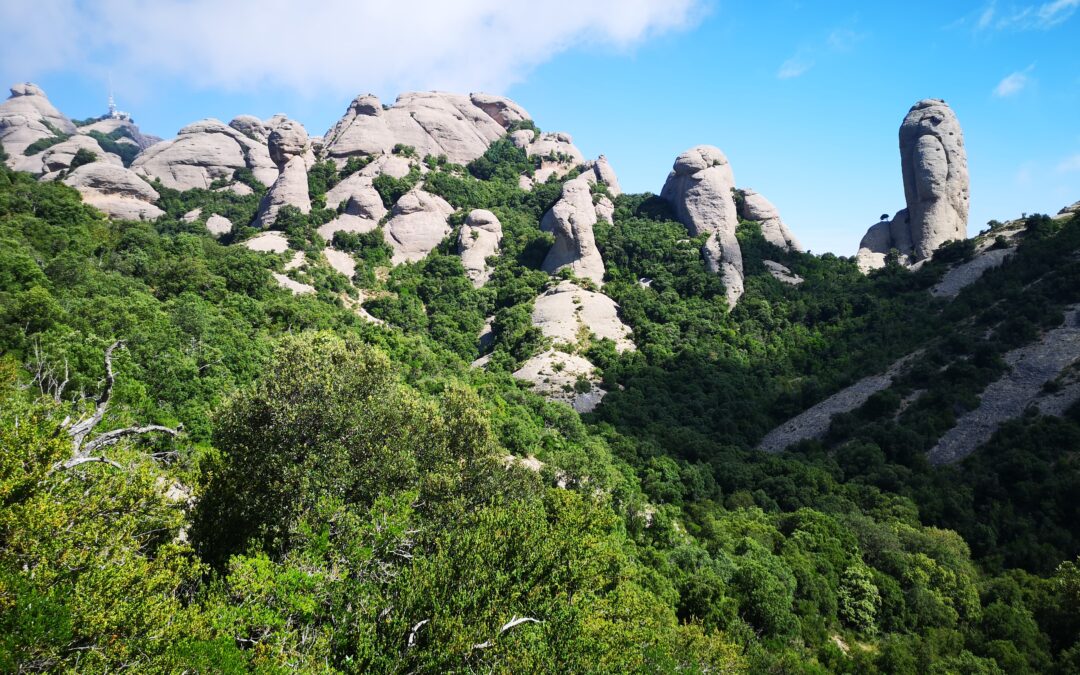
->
<box><xmin>778</xmin><ymin>54</ymin><xmax>814</xmax><ymax>79</ymax></box>
<box><xmin>777</xmin><ymin>23</ymin><xmax>865</xmax><ymax>80</ymax></box>
<box><xmin>993</xmin><ymin>65</ymin><xmax>1035</xmax><ymax>96</ymax></box>
<box><xmin>967</xmin><ymin>0</ymin><xmax>1080</xmax><ymax>31</ymax></box>
<box><xmin>1058</xmin><ymin>153</ymin><xmax>1080</xmax><ymax>172</ymax></box>
<box><xmin>0</xmin><ymin>0</ymin><xmax>704</xmax><ymax>99</ymax></box>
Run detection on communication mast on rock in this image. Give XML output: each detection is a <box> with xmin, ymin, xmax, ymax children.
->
<box><xmin>106</xmin><ymin>75</ymin><xmax>131</xmax><ymax>121</ymax></box>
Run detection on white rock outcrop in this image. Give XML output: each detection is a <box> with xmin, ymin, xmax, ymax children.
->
<box><xmin>242</xmin><ymin>231</ymin><xmax>290</xmax><ymax>253</ymax></box>
<box><xmin>513</xmin><ymin>350</ymin><xmax>606</xmax><ymax>413</ymax></box>
<box><xmin>458</xmin><ymin>209</ymin><xmax>502</xmax><ymax>287</ymax></box>
<box><xmin>527</xmin><ymin>132</ymin><xmax>585</xmax><ymax>183</ymax></box>
<box><xmin>77</xmin><ymin>117</ymin><xmax>161</xmax><ymax>151</ymax></box>
<box><xmin>532</xmin><ymin>281</ymin><xmax>634</xmax><ymax>352</ymax></box>
<box><xmin>131</xmin><ymin>118</ymin><xmax>278</xmax><ymax>191</ymax></box>
<box><xmin>35</xmin><ymin>135</ymin><xmax>123</xmax><ymax>175</ymax></box>
<box><xmin>205</xmin><ymin>214</ymin><xmax>232</xmax><ymax>238</ymax></box>
<box><xmin>540</xmin><ymin>174</ymin><xmax>607</xmax><ymax>285</ymax></box>
<box><xmin>322</xmin><ymin>92</ymin><xmax>528</xmax><ymax>165</ymax></box>
<box><xmin>738</xmin><ymin>189</ymin><xmax>801</xmax><ymax>251</ymax></box>
<box><xmin>585</xmin><ymin>155</ymin><xmax>621</xmax><ymax>197</ymax></box>
<box><xmin>660</xmin><ymin>145</ymin><xmax>744</xmax><ymax>308</ymax></box>
<box><xmin>384</xmin><ymin>189</ymin><xmax>454</xmax><ymax>264</ymax></box>
<box><xmin>324</xmin><ymin>172</ymin><xmax>387</xmax><ymax>218</ymax></box>
<box><xmin>857</xmin><ymin>100</ymin><xmax>970</xmax><ymax>271</ymax></box>
<box><xmin>0</xmin><ymin>83</ymin><xmax>76</xmax><ymax>165</ymax></box>
<box><xmin>254</xmin><ymin>120</ymin><xmax>312</xmax><ymax>229</ymax></box>
<box><xmin>62</xmin><ymin>163</ymin><xmax>164</xmax><ymax>221</ymax></box>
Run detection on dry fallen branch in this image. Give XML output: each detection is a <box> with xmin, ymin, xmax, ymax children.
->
<box><xmin>473</xmin><ymin>616</ymin><xmax>542</xmax><ymax>650</ymax></box>
<box><xmin>50</xmin><ymin>340</ymin><xmax>181</xmax><ymax>472</ymax></box>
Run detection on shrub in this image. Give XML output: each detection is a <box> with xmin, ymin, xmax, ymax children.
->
<box><xmin>68</xmin><ymin>148</ymin><xmax>98</xmax><ymax>171</ymax></box>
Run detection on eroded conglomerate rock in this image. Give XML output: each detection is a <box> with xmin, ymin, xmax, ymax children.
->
<box><xmin>131</xmin><ymin>118</ymin><xmax>278</xmax><ymax>191</ymax></box>
<box><xmin>540</xmin><ymin>174</ymin><xmax>607</xmax><ymax>285</ymax></box>
<box><xmin>0</xmin><ymin>83</ymin><xmax>77</xmax><ymax>167</ymax></box>
<box><xmin>458</xmin><ymin>209</ymin><xmax>502</xmax><ymax>287</ymax></box>
<box><xmin>322</xmin><ymin>92</ymin><xmax>527</xmax><ymax>165</ymax></box>
<box><xmin>532</xmin><ymin>281</ymin><xmax>634</xmax><ymax>352</ymax></box>
<box><xmin>37</xmin><ymin>135</ymin><xmax>123</xmax><ymax>175</ymax></box>
<box><xmin>384</xmin><ymin>189</ymin><xmax>454</xmax><ymax>264</ymax></box>
<box><xmin>857</xmin><ymin>100</ymin><xmax>969</xmax><ymax>271</ymax></box>
<box><xmin>660</xmin><ymin>145</ymin><xmax>744</xmax><ymax>308</ymax></box>
<box><xmin>78</xmin><ymin>117</ymin><xmax>161</xmax><ymax>151</ymax></box>
<box><xmin>512</xmin><ymin>350</ymin><xmax>607</xmax><ymax>413</ymax></box>
<box><xmin>62</xmin><ymin>163</ymin><xmax>164</xmax><ymax>221</ymax></box>
<box><xmin>254</xmin><ymin>120</ymin><xmax>312</xmax><ymax>229</ymax></box>
<box><xmin>738</xmin><ymin>188</ymin><xmax>800</xmax><ymax>251</ymax></box>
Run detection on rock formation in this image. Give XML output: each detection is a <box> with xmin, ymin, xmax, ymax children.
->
<box><xmin>37</xmin><ymin>135</ymin><xmax>123</xmax><ymax>175</ymax></box>
<box><xmin>205</xmin><ymin>214</ymin><xmax>232</xmax><ymax>238</ymax></box>
<box><xmin>77</xmin><ymin>117</ymin><xmax>161</xmax><ymax>151</ymax></box>
<box><xmin>512</xmin><ymin>350</ymin><xmax>606</xmax><ymax>413</ymax></box>
<box><xmin>585</xmin><ymin>155</ymin><xmax>621</xmax><ymax>197</ymax></box>
<box><xmin>131</xmin><ymin>118</ymin><xmax>278</xmax><ymax>191</ymax></box>
<box><xmin>738</xmin><ymin>189</ymin><xmax>800</xmax><ymax>251</ymax></box>
<box><xmin>62</xmin><ymin>163</ymin><xmax>164</xmax><ymax>221</ymax></box>
<box><xmin>857</xmin><ymin>99</ymin><xmax>969</xmax><ymax>271</ymax></box>
<box><xmin>254</xmin><ymin>120</ymin><xmax>312</xmax><ymax>229</ymax></box>
<box><xmin>540</xmin><ymin>174</ymin><xmax>607</xmax><ymax>285</ymax></box>
<box><xmin>384</xmin><ymin>189</ymin><xmax>454</xmax><ymax>264</ymax></box>
<box><xmin>322</xmin><ymin>92</ymin><xmax>528</xmax><ymax>165</ymax></box>
<box><xmin>660</xmin><ymin>145</ymin><xmax>744</xmax><ymax>308</ymax></box>
<box><xmin>531</xmin><ymin>281</ymin><xmax>634</xmax><ymax>352</ymax></box>
<box><xmin>0</xmin><ymin>83</ymin><xmax>77</xmax><ymax>167</ymax></box>
<box><xmin>524</xmin><ymin>131</ymin><xmax>585</xmax><ymax>183</ymax></box>
<box><xmin>458</xmin><ymin>209</ymin><xmax>502</xmax><ymax>287</ymax></box>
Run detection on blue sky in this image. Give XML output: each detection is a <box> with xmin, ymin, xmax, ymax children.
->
<box><xmin>2</xmin><ymin>0</ymin><xmax>1078</xmax><ymax>254</ymax></box>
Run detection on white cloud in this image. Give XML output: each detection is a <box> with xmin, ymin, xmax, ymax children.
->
<box><xmin>993</xmin><ymin>66</ymin><xmax>1034</xmax><ymax>96</ymax></box>
<box><xmin>777</xmin><ymin>55</ymin><xmax>814</xmax><ymax>79</ymax></box>
<box><xmin>1057</xmin><ymin>153</ymin><xmax>1080</xmax><ymax>172</ymax></box>
<box><xmin>970</xmin><ymin>0</ymin><xmax>1079</xmax><ymax>30</ymax></box>
<box><xmin>777</xmin><ymin>23</ymin><xmax>864</xmax><ymax>80</ymax></box>
<box><xmin>0</xmin><ymin>0</ymin><xmax>703</xmax><ymax>97</ymax></box>
<box><xmin>1037</xmin><ymin>0</ymin><xmax>1080</xmax><ymax>26</ymax></box>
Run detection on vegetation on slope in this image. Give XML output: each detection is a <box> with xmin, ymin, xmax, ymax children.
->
<box><xmin>1</xmin><ymin>145</ymin><xmax>1079</xmax><ymax>673</ymax></box>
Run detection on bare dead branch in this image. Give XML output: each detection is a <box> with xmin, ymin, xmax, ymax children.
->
<box><xmin>473</xmin><ymin>616</ymin><xmax>541</xmax><ymax>650</ymax></box>
<box><xmin>407</xmin><ymin>619</ymin><xmax>429</xmax><ymax>649</ymax></box>
<box><xmin>81</xmin><ymin>424</ymin><xmax>181</xmax><ymax>455</ymax></box>
<box><xmin>68</xmin><ymin>340</ymin><xmax>123</xmax><ymax>451</ymax></box>
<box><xmin>52</xmin><ymin>456</ymin><xmax>124</xmax><ymax>472</ymax></box>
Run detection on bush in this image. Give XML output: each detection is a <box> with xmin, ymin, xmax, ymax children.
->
<box><xmin>83</xmin><ymin>130</ymin><xmax>140</xmax><ymax>167</ymax></box>
<box><xmin>68</xmin><ymin>148</ymin><xmax>98</xmax><ymax>171</ymax></box>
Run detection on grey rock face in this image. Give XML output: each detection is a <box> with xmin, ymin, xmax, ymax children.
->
<box><xmin>38</xmin><ymin>135</ymin><xmax>123</xmax><ymax>174</ymax></box>
<box><xmin>531</xmin><ymin>281</ymin><xmax>634</xmax><ymax>352</ymax></box>
<box><xmin>78</xmin><ymin>117</ymin><xmax>161</xmax><ymax>151</ymax></box>
<box><xmin>384</xmin><ymin>189</ymin><xmax>454</xmax><ymax>264</ymax></box>
<box><xmin>458</xmin><ymin>209</ymin><xmax>502</xmax><ymax>287</ymax></box>
<box><xmin>0</xmin><ymin>83</ymin><xmax>77</xmax><ymax>169</ymax></box>
<box><xmin>322</xmin><ymin>91</ymin><xmax>526</xmax><ymax>165</ymax></box>
<box><xmin>857</xmin><ymin>100</ymin><xmax>969</xmax><ymax>271</ymax></box>
<box><xmin>469</xmin><ymin>93</ymin><xmax>530</xmax><ymax>128</ymax></box>
<box><xmin>660</xmin><ymin>145</ymin><xmax>744</xmax><ymax>308</ymax></box>
<box><xmin>585</xmin><ymin>155</ymin><xmax>622</xmax><ymax>197</ymax></box>
<box><xmin>131</xmin><ymin>118</ymin><xmax>278</xmax><ymax>190</ymax></box>
<box><xmin>738</xmin><ymin>188</ymin><xmax>801</xmax><ymax>251</ymax></box>
<box><xmin>62</xmin><ymin>163</ymin><xmax>164</xmax><ymax>221</ymax></box>
<box><xmin>900</xmin><ymin>99</ymin><xmax>969</xmax><ymax>259</ymax></box>
<box><xmin>254</xmin><ymin>121</ymin><xmax>312</xmax><ymax>229</ymax></box>
<box><xmin>540</xmin><ymin>174</ymin><xmax>606</xmax><ymax>285</ymax></box>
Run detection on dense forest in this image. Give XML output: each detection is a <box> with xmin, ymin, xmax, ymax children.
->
<box><xmin>1</xmin><ymin>135</ymin><xmax>1079</xmax><ymax>673</ymax></box>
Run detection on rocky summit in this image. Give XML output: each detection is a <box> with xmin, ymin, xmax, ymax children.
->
<box><xmin>857</xmin><ymin>99</ymin><xmax>970</xmax><ymax>272</ymax></box>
